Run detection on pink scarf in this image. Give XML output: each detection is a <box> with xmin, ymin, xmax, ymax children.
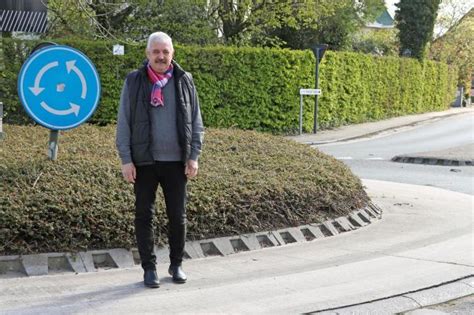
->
<box><xmin>146</xmin><ymin>63</ymin><xmax>173</xmax><ymax>107</ymax></box>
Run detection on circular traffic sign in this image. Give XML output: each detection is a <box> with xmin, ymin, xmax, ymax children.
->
<box><xmin>17</xmin><ymin>45</ymin><xmax>101</xmax><ymax>130</ymax></box>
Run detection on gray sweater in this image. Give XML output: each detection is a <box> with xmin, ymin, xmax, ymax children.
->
<box><xmin>115</xmin><ymin>76</ymin><xmax>204</xmax><ymax>165</ymax></box>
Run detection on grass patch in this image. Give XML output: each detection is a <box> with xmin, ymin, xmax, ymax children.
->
<box><xmin>0</xmin><ymin>124</ymin><xmax>369</xmax><ymax>255</ymax></box>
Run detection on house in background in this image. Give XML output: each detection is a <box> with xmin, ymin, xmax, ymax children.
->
<box><xmin>364</xmin><ymin>9</ymin><xmax>395</xmax><ymax>30</ymax></box>
<box><xmin>353</xmin><ymin>6</ymin><xmax>398</xmax><ymax>56</ymax></box>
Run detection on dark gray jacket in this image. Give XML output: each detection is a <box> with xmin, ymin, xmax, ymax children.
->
<box><xmin>116</xmin><ymin>61</ymin><xmax>204</xmax><ymax>166</ymax></box>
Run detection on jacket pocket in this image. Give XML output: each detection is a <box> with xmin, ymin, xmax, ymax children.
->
<box><xmin>132</xmin><ymin>121</ymin><xmax>149</xmax><ymax>145</ymax></box>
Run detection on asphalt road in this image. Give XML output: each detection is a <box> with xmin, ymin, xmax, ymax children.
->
<box><xmin>315</xmin><ymin>113</ymin><xmax>474</xmax><ymax>195</ymax></box>
<box><xmin>314</xmin><ymin>111</ymin><xmax>474</xmax><ymax>313</ymax></box>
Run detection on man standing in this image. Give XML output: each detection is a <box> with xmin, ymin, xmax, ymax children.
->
<box><xmin>116</xmin><ymin>32</ymin><xmax>204</xmax><ymax>288</ymax></box>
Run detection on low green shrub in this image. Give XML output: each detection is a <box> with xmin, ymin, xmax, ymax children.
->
<box><xmin>0</xmin><ymin>124</ymin><xmax>369</xmax><ymax>255</ymax></box>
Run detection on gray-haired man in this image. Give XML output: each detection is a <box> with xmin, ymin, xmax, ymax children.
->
<box><xmin>116</xmin><ymin>31</ymin><xmax>204</xmax><ymax>288</ymax></box>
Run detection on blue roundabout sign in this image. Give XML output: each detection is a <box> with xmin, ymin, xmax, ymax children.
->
<box><xmin>18</xmin><ymin>45</ymin><xmax>101</xmax><ymax>130</ymax></box>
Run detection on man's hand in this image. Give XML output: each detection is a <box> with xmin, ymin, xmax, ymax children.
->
<box><xmin>121</xmin><ymin>163</ymin><xmax>136</xmax><ymax>183</ymax></box>
<box><xmin>185</xmin><ymin>159</ymin><xmax>198</xmax><ymax>179</ymax></box>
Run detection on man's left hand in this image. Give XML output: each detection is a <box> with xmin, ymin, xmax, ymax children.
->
<box><xmin>185</xmin><ymin>159</ymin><xmax>198</xmax><ymax>179</ymax></box>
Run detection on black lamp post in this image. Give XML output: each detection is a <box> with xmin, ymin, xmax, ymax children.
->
<box><xmin>310</xmin><ymin>44</ymin><xmax>328</xmax><ymax>133</ymax></box>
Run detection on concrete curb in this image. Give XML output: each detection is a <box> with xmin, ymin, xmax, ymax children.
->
<box><xmin>392</xmin><ymin>155</ymin><xmax>473</xmax><ymax>166</ymax></box>
<box><xmin>0</xmin><ymin>203</ymin><xmax>382</xmax><ymax>278</ymax></box>
<box><xmin>313</xmin><ymin>276</ymin><xmax>474</xmax><ymax>314</ymax></box>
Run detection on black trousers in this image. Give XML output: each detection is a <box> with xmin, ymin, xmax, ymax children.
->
<box><xmin>134</xmin><ymin>161</ymin><xmax>187</xmax><ymax>271</ymax></box>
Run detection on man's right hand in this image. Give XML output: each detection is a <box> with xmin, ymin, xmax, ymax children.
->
<box><xmin>121</xmin><ymin>163</ymin><xmax>136</xmax><ymax>183</ymax></box>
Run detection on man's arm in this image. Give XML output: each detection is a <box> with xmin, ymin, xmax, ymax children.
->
<box><xmin>189</xmin><ymin>77</ymin><xmax>204</xmax><ymax>162</ymax></box>
<box><xmin>186</xmin><ymin>75</ymin><xmax>204</xmax><ymax>179</ymax></box>
<box><xmin>116</xmin><ymin>79</ymin><xmax>136</xmax><ymax>183</ymax></box>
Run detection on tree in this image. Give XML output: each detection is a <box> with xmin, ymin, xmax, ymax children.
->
<box><xmin>45</xmin><ymin>0</ymin><xmax>385</xmax><ymax>50</ymax></box>
<box><xmin>434</xmin><ymin>0</ymin><xmax>472</xmax><ymax>38</ymax></box>
<box><xmin>207</xmin><ymin>0</ymin><xmax>294</xmax><ymax>46</ymax></box>
<box><xmin>395</xmin><ymin>0</ymin><xmax>441</xmax><ymax>60</ymax></box>
<box><xmin>46</xmin><ymin>0</ymin><xmax>97</xmax><ymax>39</ymax></box>
<box><xmin>268</xmin><ymin>1</ymin><xmax>345</xmax><ymax>50</ymax></box>
<box><xmin>311</xmin><ymin>4</ymin><xmax>361</xmax><ymax>50</ymax></box>
<box><xmin>430</xmin><ymin>8</ymin><xmax>473</xmax><ymax>94</ymax></box>
<box><xmin>209</xmin><ymin>0</ymin><xmax>384</xmax><ymax>49</ymax></box>
<box><xmin>46</xmin><ymin>0</ymin><xmax>219</xmax><ymax>45</ymax></box>
<box><xmin>267</xmin><ymin>0</ymin><xmax>385</xmax><ymax>50</ymax></box>
<box><xmin>46</xmin><ymin>0</ymin><xmax>139</xmax><ymax>41</ymax></box>
<box><xmin>119</xmin><ymin>0</ymin><xmax>219</xmax><ymax>45</ymax></box>
<box><xmin>351</xmin><ymin>28</ymin><xmax>399</xmax><ymax>56</ymax></box>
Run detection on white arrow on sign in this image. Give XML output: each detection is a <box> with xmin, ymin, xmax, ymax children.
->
<box><xmin>41</xmin><ymin>101</ymin><xmax>80</xmax><ymax>116</ymax></box>
<box><xmin>66</xmin><ymin>60</ymin><xmax>87</xmax><ymax>99</ymax></box>
<box><xmin>29</xmin><ymin>61</ymin><xmax>59</xmax><ymax>96</ymax></box>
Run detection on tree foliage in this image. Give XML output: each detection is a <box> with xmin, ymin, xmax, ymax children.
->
<box><xmin>309</xmin><ymin>0</ymin><xmax>385</xmax><ymax>50</ymax></box>
<box><xmin>430</xmin><ymin>8</ymin><xmax>473</xmax><ymax>91</ymax></box>
<box><xmin>209</xmin><ymin>0</ymin><xmax>334</xmax><ymax>47</ymax></box>
<box><xmin>119</xmin><ymin>0</ymin><xmax>218</xmax><ymax>45</ymax></box>
<box><xmin>434</xmin><ymin>0</ymin><xmax>472</xmax><ymax>38</ymax></box>
<box><xmin>46</xmin><ymin>0</ymin><xmax>97</xmax><ymax>39</ymax></box>
<box><xmin>211</xmin><ymin>0</ymin><xmax>385</xmax><ymax>50</ymax></box>
<box><xmin>46</xmin><ymin>0</ymin><xmax>218</xmax><ymax>45</ymax></box>
<box><xmin>395</xmin><ymin>0</ymin><xmax>441</xmax><ymax>60</ymax></box>
<box><xmin>45</xmin><ymin>0</ymin><xmax>386</xmax><ymax>51</ymax></box>
<box><xmin>351</xmin><ymin>29</ymin><xmax>399</xmax><ymax>56</ymax></box>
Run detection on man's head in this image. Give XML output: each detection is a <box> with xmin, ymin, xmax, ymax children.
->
<box><xmin>146</xmin><ymin>32</ymin><xmax>174</xmax><ymax>74</ymax></box>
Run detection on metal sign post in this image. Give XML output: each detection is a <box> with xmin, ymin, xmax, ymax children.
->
<box><xmin>17</xmin><ymin>44</ymin><xmax>101</xmax><ymax>160</ymax></box>
<box><xmin>310</xmin><ymin>44</ymin><xmax>328</xmax><ymax>134</ymax></box>
<box><xmin>48</xmin><ymin>130</ymin><xmax>59</xmax><ymax>160</ymax></box>
<box><xmin>299</xmin><ymin>89</ymin><xmax>321</xmax><ymax>135</ymax></box>
<box><xmin>0</xmin><ymin>102</ymin><xmax>3</xmax><ymax>140</ymax></box>
<box><xmin>314</xmin><ymin>49</ymin><xmax>320</xmax><ymax>133</ymax></box>
<box><xmin>113</xmin><ymin>44</ymin><xmax>124</xmax><ymax>80</ymax></box>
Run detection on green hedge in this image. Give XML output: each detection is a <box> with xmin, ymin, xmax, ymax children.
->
<box><xmin>1</xmin><ymin>38</ymin><xmax>457</xmax><ymax>133</ymax></box>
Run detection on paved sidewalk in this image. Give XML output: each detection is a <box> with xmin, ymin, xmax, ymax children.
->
<box><xmin>288</xmin><ymin>107</ymin><xmax>473</xmax><ymax>145</ymax></box>
<box><xmin>0</xmin><ymin>180</ymin><xmax>472</xmax><ymax>314</ymax></box>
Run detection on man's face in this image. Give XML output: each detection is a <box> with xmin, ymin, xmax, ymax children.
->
<box><xmin>146</xmin><ymin>41</ymin><xmax>174</xmax><ymax>74</ymax></box>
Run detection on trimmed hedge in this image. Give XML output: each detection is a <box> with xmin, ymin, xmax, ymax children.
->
<box><xmin>1</xmin><ymin>38</ymin><xmax>457</xmax><ymax>133</ymax></box>
<box><xmin>0</xmin><ymin>124</ymin><xmax>369</xmax><ymax>255</ymax></box>
<box><xmin>318</xmin><ymin>51</ymin><xmax>458</xmax><ymax>126</ymax></box>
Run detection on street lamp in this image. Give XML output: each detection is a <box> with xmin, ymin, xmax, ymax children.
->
<box><xmin>310</xmin><ymin>44</ymin><xmax>328</xmax><ymax>134</ymax></box>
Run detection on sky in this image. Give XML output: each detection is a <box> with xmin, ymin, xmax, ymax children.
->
<box><xmin>385</xmin><ymin>0</ymin><xmax>399</xmax><ymax>17</ymax></box>
<box><xmin>385</xmin><ymin>0</ymin><xmax>473</xmax><ymax>18</ymax></box>
<box><xmin>384</xmin><ymin>0</ymin><xmax>474</xmax><ymax>36</ymax></box>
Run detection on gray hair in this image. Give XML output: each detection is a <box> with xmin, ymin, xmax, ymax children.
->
<box><xmin>146</xmin><ymin>32</ymin><xmax>174</xmax><ymax>50</ymax></box>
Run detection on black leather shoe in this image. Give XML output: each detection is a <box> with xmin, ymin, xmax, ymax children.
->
<box><xmin>144</xmin><ymin>269</ymin><xmax>160</xmax><ymax>288</ymax></box>
<box><xmin>168</xmin><ymin>265</ymin><xmax>187</xmax><ymax>283</ymax></box>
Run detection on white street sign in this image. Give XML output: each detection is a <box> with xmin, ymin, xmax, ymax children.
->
<box><xmin>113</xmin><ymin>44</ymin><xmax>124</xmax><ymax>55</ymax></box>
<box><xmin>300</xmin><ymin>88</ymin><xmax>321</xmax><ymax>95</ymax></box>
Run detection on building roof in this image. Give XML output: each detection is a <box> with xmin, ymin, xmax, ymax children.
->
<box><xmin>366</xmin><ymin>9</ymin><xmax>395</xmax><ymax>29</ymax></box>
